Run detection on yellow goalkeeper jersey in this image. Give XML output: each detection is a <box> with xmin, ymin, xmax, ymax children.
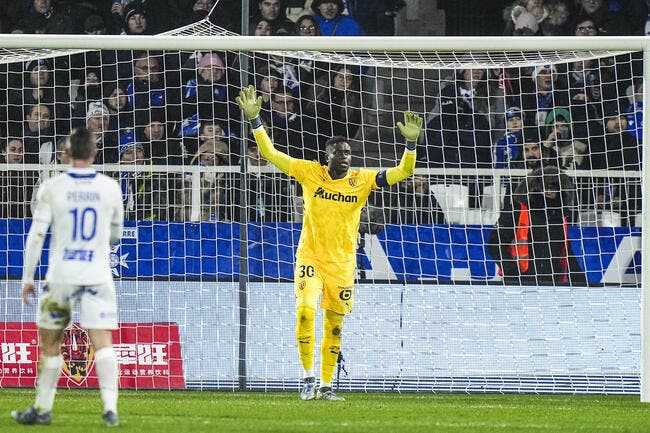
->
<box><xmin>289</xmin><ymin>159</ymin><xmax>379</xmax><ymax>263</ymax></box>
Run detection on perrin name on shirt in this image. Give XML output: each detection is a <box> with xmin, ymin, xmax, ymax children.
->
<box><xmin>67</xmin><ymin>191</ymin><xmax>100</xmax><ymax>202</ymax></box>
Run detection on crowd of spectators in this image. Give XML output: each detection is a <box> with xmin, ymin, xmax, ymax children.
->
<box><xmin>0</xmin><ymin>0</ymin><xmax>647</xmax><ymax>225</ymax></box>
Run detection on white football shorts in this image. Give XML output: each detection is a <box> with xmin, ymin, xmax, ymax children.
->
<box><xmin>37</xmin><ymin>281</ymin><xmax>118</xmax><ymax>330</ymax></box>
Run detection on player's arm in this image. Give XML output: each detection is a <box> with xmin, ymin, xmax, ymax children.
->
<box><xmin>110</xmin><ymin>182</ymin><xmax>124</xmax><ymax>245</ymax></box>
<box><xmin>236</xmin><ymin>85</ymin><xmax>294</xmax><ymax>175</ymax></box>
<box><xmin>376</xmin><ymin>111</ymin><xmax>423</xmax><ymax>187</ymax></box>
<box><xmin>21</xmin><ymin>188</ymin><xmax>53</xmax><ymax>305</ymax></box>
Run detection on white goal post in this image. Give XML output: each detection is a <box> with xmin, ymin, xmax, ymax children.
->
<box><xmin>0</xmin><ymin>32</ymin><xmax>649</xmax><ymax>398</ymax></box>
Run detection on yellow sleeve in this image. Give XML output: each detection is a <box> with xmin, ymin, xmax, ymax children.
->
<box><xmin>252</xmin><ymin>126</ymin><xmax>293</xmax><ymax>175</ymax></box>
<box><xmin>385</xmin><ymin>149</ymin><xmax>416</xmax><ymax>185</ymax></box>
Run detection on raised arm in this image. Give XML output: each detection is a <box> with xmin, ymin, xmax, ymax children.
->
<box><xmin>236</xmin><ymin>85</ymin><xmax>293</xmax><ymax>175</ymax></box>
<box><xmin>378</xmin><ymin>111</ymin><xmax>423</xmax><ymax>187</ymax></box>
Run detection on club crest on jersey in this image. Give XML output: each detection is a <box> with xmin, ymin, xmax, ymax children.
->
<box><xmin>348</xmin><ymin>177</ymin><xmax>357</xmax><ymax>187</ymax></box>
<box><xmin>298</xmin><ymin>281</ymin><xmax>306</xmax><ymax>291</ymax></box>
<box><xmin>60</xmin><ymin>323</ymin><xmax>95</xmax><ymax>385</ymax></box>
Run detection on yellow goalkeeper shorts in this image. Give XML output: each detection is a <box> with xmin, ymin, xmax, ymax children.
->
<box><xmin>294</xmin><ymin>257</ymin><xmax>356</xmax><ymax>315</ymax></box>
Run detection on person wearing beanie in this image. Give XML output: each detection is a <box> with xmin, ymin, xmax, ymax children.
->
<box><xmin>119</xmin><ymin>139</ymin><xmax>145</xmax><ymax>164</ymax></box>
<box><xmin>111</xmin><ymin>0</ymin><xmax>173</xmax><ymax>34</ymax></box>
<box><xmin>182</xmin><ymin>0</ymin><xmax>214</xmax><ymax>25</ymax></box>
<box><xmin>118</xmin><ymin>132</ymin><xmax>172</xmax><ymax>221</ymax></box>
<box><xmin>519</xmin><ymin>63</ymin><xmax>571</xmax><ymax>128</ymax></box>
<box><xmin>86</xmin><ymin>101</ymin><xmax>110</xmax><ymax>132</ymax></box>
<box><xmin>543</xmin><ymin>107</ymin><xmax>588</xmax><ymax>170</ymax></box>
<box><xmin>487</xmin><ymin>166</ymin><xmax>586</xmax><ymax>286</ymax></box>
<box><xmin>585</xmin><ymin>101</ymin><xmax>630</xmax><ymax>169</ymax></box>
<box><xmin>493</xmin><ymin>106</ymin><xmax>525</xmax><ymax>168</ymax></box>
<box><xmin>198</xmin><ymin>53</ymin><xmax>225</xmax><ymax>81</ymax></box>
<box><xmin>308</xmin><ymin>64</ymin><xmax>362</xmax><ymax>140</ymax></box>
<box><xmin>182</xmin><ymin>51</ymin><xmax>238</xmax><ymax>136</ymax></box>
<box><xmin>85</xmin><ymin>101</ymin><xmax>119</xmax><ymax>164</ymax></box>
<box><xmin>311</xmin><ymin>0</ymin><xmax>365</xmax><ymax>36</ymax></box>
<box><xmin>122</xmin><ymin>3</ymin><xmax>149</xmax><ymax>35</ymax></box>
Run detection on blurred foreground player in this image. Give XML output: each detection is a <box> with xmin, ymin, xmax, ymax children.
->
<box><xmin>12</xmin><ymin>128</ymin><xmax>124</xmax><ymax>426</ymax></box>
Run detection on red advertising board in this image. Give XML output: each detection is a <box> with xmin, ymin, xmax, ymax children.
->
<box><xmin>0</xmin><ymin>322</ymin><xmax>185</xmax><ymax>389</ymax></box>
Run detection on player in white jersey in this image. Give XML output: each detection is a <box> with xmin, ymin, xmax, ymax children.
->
<box><xmin>12</xmin><ymin>128</ymin><xmax>124</xmax><ymax>427</ymax></box>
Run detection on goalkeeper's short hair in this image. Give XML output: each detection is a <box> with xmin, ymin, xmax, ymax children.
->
<box><xmin>325</xmin><ymin>136</ymin><xmax>349</xmax><ymax>151</ymax></box>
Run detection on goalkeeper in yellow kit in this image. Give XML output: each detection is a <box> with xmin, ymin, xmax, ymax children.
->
<box><xmin>237</xmin><ymin>85</ymin><xmax>422</xmax><ymax>401</ymax></box>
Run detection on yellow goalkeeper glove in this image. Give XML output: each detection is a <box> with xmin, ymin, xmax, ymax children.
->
<box><xmin>396</xmin><ymin>111</ymin><xmax>423</xmax><ymax>144</ymax></box>
<box><xmin>236</xmin><ymin>85</ymin><xmax>263</xmax><ymax>120</ymax></box>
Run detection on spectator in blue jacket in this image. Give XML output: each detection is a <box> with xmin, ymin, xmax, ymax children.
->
<box><xmin>125</xmin><ymin>51</ymin><xmax>182</xmax><ymax>125</ymax></box>
<box><xmin>311</xmin><ymin>0</ymin><xmax>365</xmax><ymax>36</ymax></box>
<box><xmin>494</xmin><ymin>106</ymin><xmax>524</xmax><ymax>168</ymax></box>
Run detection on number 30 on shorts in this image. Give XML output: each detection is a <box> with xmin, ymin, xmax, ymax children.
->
<box><xmin>298</xmin><ymin>265</ymin><xmax>315</xmax><ymax>278</ymax></box>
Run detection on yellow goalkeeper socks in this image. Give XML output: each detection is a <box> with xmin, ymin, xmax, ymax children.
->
<box><xmin>296</xmin><ymin>305</ymin><xmax>316</xmax><ymax>372</ymax></box>
<box><xmin>320</xmin><ymin>309</ymin><xmax>344</xmax><ymax>385</ymax></box>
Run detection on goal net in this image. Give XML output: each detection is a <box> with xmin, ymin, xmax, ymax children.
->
<box><xmin>0</xmin><ymin>12</ymin><xmax>647</xmax><ymax>396</ymax></box>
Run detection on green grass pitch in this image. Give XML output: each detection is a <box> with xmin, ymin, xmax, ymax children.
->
<box><xmin>1</xmin><ymin>388</ymin><xmax>650</xmax><ymax>432</ymax></box>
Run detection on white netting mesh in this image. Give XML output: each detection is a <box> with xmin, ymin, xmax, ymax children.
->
<box><xmin>0</xmin><ymin>13</ymin><xmax>644</xmax><ymax>393</ymax></box>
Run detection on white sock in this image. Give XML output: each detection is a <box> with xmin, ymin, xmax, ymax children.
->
<box><xmin>94</xmin><ymin>347</ymin><xmax>119</xmax><ymax>413</ymax></box>
<box><xmin>304</xmin><ymin>369</ymin><xmax>314</xmax><ymax>379</ymax></box>
<box><xmin>320</xmin><ymin>381</ymin><xmax>331</xmax><ymax>389</ymax></box>
<box><xmin>34</xmin><ymin>355</ymin><xmax>63</xmax><ymax>413</ymax></box>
